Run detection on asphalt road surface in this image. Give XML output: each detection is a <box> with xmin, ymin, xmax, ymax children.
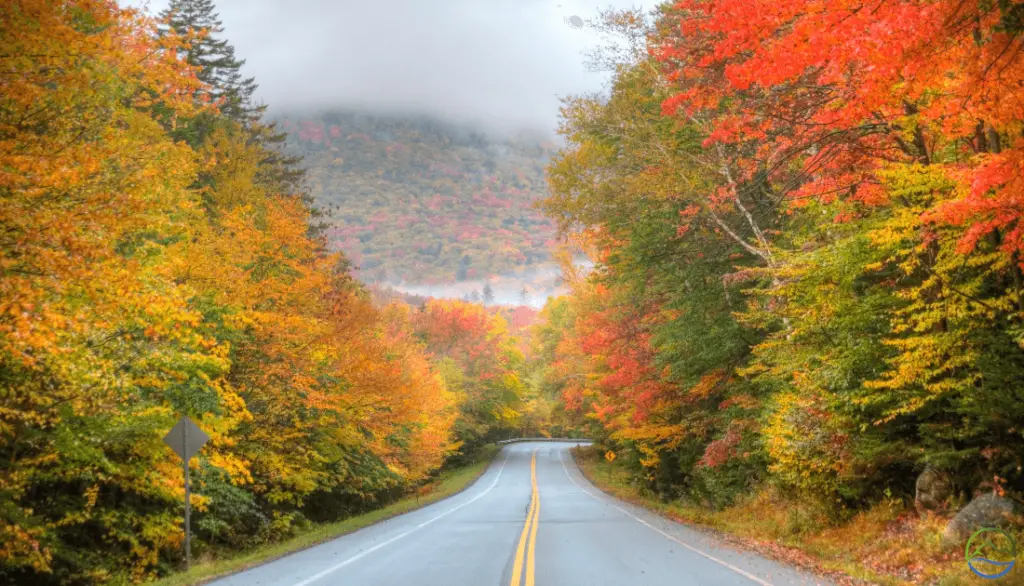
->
<box><xmin>211</xmin><ymin>442</ymin><xmax>831</xmax><ymax>586</ymax></box>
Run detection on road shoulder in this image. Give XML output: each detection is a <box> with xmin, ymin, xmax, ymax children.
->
<box><xmin>149</xmin><ymin>445</ymin><xmax>500</xmax><ymax>586</ymax></box>
<box><xmin>570</xmin><ymin>446</ymin><xmax>867</xmax><ymax>586</ymax></box>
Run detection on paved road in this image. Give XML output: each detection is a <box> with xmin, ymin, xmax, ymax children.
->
<box><xmin>211</xmin><ymin>442</ymin><xmax>830</xmax><ymax>586</ymax></box>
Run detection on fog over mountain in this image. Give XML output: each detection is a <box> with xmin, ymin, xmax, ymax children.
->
<box><xmin>127</xmin><ymin>0</ymin><xmax>654</xmax><ymax>136</ymax></box>
<box><xmin>124</xmin><ymin>0</ymin><xmax>654</xmax><ymax>305</ymax></box>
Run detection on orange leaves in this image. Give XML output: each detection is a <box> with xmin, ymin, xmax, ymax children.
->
<box><xmin>412</xmin><ymin>299</ymin><xmax>513</xmax><ymax>375</ymax></box>
<box><xmin>323</xmin><ymin>297</ymin><xmax>457</xmax><ymax>480</ymax></box>
<box><xmin>0</xmin><ymin>0</ymin><xmax>202</xmax><ymax>376</ymax></box>
<box><xmin>179</xmin><ymin>186</ymin><xmax>456</xmax><ymax>484</ymax></box>
<box><xmin>1</xmin><ymin>4</ymin><xmax>464</xmax><ymax>581</ymax></box>
<box><xmin>659</xmin><ymin>0</ymin><xmax>1024</xmax><ymax>261</ymax></box>
<box><xmin>686</xmin><ymin>370</ymin><xmax>728</xmax><ymax>403</ymax></box>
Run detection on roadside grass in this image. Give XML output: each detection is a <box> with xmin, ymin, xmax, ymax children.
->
<box><xmin>572</xmin><ymin>446</ymin><xmax>1024</xmax><ymax>586</ymax></box>
<box><xmin>150</xmin><ymin>444</ymin><xmax>499</xmax><ymax>586</ymax></box>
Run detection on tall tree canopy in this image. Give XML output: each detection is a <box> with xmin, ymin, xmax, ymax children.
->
<box><xmin>0</xmin><ymin>2</ymin><xmax>459</xmax><ymax>583</ymax></box>
<box><xmin>535</xmin><ymin>1</ymin><xmax>1024</xmax><ymax>515</ymax></box>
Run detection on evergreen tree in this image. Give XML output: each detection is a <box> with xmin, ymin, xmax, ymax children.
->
<box><xmin>158</xmin><ymin>0</ymin><xmax>307</xmax><ymax>202</ymax></box>
<box><xmin>159</xmin><ymin>0</ymin><xmax>262</xmax><ymax>127</ymax></box>
<box><xmin>483</xmin><ymin>283</ymin><xmax>495</xmax><ymax>306</ymax></box>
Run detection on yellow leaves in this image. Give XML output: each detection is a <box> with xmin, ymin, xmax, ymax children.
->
<box><xmin>0</xmin><ymin>0</ymin><xmax>200</xmax><ymax>374</ymax></box>
<box><xmin>1</xmin><ymin>4</ymin><xmax>465</xmax><ymax>582</ymax></box>
<box><xmin>687</xmin><ymin>369</ymin><xmax>728</xmax><ymax>402</ymax></box>
<box><xmin>50</xmin><ymin>485</ymin><xmax>100</xmax><ymax>529</ymax></box>
<box><xmin>179</xmin><ymin>178</ymin><xmax>458</xmax><ymax>485</ymax></box>
<box><xmin>199</xmin><ymin>125</ymin><xmax>270</xmax><ymax>212</ymax></box>
<box><xmin>0</xmin><ymin>520</ymin><xmax>52</xmax><ymax>574</ymax></box>
<box><xmin>764</xmin><ymin>391</ymin><xmax>850</xmax><ymax>495</ymax></box>
<box><xmin>874</xmin><ymin>163</ymin><xmax>957</xmax><ymax>204</ymax></box>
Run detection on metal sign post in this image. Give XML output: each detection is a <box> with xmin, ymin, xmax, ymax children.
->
<box><xmin>163</xmin><ymin>416</ymin><xmax>210</xmax><ymax>571</ymax></box>
<box><xmin>605</xmin><ymin>451</ymin><xmax>616</xmax><ymax>484</ymax></box>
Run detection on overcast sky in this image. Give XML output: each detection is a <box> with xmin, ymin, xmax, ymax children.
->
<box><xmin>126</xmin><ymin>0</ymin><xmax>654</xmax><ymax>135</ymax></box>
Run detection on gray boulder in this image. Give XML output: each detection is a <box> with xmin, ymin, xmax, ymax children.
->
<box><xmin>915</xmin><ymin>467</ymin><xmax>952</xmax><ymax>513</ymax></box>
<box><xmin>942</xmin><ymin>493</ymin><xmax>1020</xmax><ymax>548</ymax></box>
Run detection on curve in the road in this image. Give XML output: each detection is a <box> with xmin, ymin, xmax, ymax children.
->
<box><xmin>209</xmin><ymin>442</ymin><xmax>830</xmax><ymax>586</ymax></box>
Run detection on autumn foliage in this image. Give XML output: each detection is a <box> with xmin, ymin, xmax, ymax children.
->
<box><xmin>409</xmin><ymin>300</ymin><xmax>531</xmax><ymax>452</ymax></box>
<box><xmin>282</xmin><ymin>112</ymin><xmax>558</xmax><ymax>286</ymax></box>
<box><xmin>538</xmin><ymin>2</ymin><xmax>1024</xmax><ymax>519</ymax></box>
<box><xmin>0</xmin><ymin>2</ymin><xmax>467</xmax><ymax>583</ymax></box>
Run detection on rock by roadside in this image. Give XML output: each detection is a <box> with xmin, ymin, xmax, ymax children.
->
<box><xmin>914</xmin><ymin>467</ymin><xmax>952</xmax><ymax>513</ymax></box>
<box><xmin>941</xmin><ymin>493</ymin><xmax>1020</xmax><ymax>548</ymax></box>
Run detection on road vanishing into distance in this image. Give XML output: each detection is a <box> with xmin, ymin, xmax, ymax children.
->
<box><xmin>211</xmin><ymin>442</ymin><xmax>830</xmax><ymax>586</ymax></box>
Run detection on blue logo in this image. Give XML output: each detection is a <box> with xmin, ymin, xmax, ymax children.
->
<box><xmin>966</xmin><ymin>527</ymin><xmax>1016</xmax><ymax>580</ymax></box>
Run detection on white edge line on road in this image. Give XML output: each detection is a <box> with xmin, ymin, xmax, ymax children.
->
<box><xmin>558</xmin><ymin>449</ymin><xmax>774</xmax><ymax>586</ymax></box>
<box><xmin>290</xmin><ymin>450</ymin><xmax>511</xmax><ymax>586</ymax></box>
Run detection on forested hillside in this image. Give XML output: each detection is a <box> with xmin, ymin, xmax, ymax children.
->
<box><xmin>279</xmin><ymin>112</ymin><xmax>559</xmax><ymax>287</ymax></box>
<box><xmin>529</xmin><ymin>4</ymin><xmax>1024</xmax><ymax>579</ymax></box>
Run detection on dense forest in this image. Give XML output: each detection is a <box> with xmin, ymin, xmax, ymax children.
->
<box><xmin>531</xmin><ymin>0</ymin><xmax>1024</xmax><ymax>530</ymax></box>
<box><xmin>6</xmin><ymin>0</ymin><xmax>1024</xmax><ymax>584</ymax></box>
<box><xmin>0</xmin><ymin>2</ymin><xmax>554</xmax><ymax>584</ymax></box>
<box><xmin>280</xmin><ymin>111</ymin><xmax>560</xmax><ymax>286</ymax></box>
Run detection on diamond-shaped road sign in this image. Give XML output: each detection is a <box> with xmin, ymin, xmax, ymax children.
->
<box><xmin>163</xmin><ymin>416</ymin><xmax>210</xmax><ymax>461</ymax></box>
<box><xmin>163</xmin><ymin>415</ymin><xmax>209</xmax><ymax>571</ymax></box>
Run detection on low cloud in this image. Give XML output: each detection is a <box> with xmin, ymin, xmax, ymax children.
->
<box><xmin>129</xmin><ymin>0</ymin><xmax>654</xmax><ymax>134</ymax></box>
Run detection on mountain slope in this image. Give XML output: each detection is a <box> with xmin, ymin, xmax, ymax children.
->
<box><xmin>279</xmin><ymin>111</ymin><xmax>560</xmax><ymax>287</ymax></box>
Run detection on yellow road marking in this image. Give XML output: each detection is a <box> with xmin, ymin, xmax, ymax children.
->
<box><xmin>525</xmin><ymin>450</ymin><xmax>539</xmax><ymax>586</ymax></box>
<box><xmin>510</xmin><ymin>450</ymin><xmax>540</xmax><ymax>586</ymax></box>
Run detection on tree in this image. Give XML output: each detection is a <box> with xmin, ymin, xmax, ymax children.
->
<box><xmin>0</xmin><ymin>3</ymin><xmax>457</xmax><ymax>583</ymax></box>
<box><xmin>159</xmin><ymin>0</ymin><xmax>262</xmax><ymax>129</ymax></box>
<box><xmin>0</xmin><ymin>1</ymin><xmax>234</xmax><ymax>579</ymax></box>
<box><xmin>159</xmin><ymin>0</ymin><xmax>307</xmax><ymax>207</ymax></box>
<box><xmin>536</xmin><ymin>0</ymin><xmax>1024</xmax><ymax>516</ymax></box>
<box><xmin>482</xmin><ymin>283</ymin><xmax>495</xmax><ymax>306</ymax></box>
<box><xmin>411</xmin><ymin>301</ymin><xmax>527</xmax><ymax>454</ymax></box>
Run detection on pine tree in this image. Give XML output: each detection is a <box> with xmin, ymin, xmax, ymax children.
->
<box><xmin>483</xmin><ymin>283</ymin><xmax>495</xmax><ymax>306</ymax></box>
<box><xmin>158</xmin><ymin>0</ymin><xmax>307</xmax><ymax>201</ymax></box>
<box><xmin>159</xmin><ymin>0</ymin><xmax>262</xmax><ymax>127</ymax></box>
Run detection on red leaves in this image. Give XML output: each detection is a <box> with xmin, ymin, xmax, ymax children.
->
<box><xmin>930</xmin><ymin>149</ymin><xmax>1024</xmax><ymax>258</ymax></box>
<box><xmin>412</xmin><ymin>299</ymin><xmax>518</xmax><ymax>381</ymax></box>
<box><xmin>658</xmin><ymin>0</ymin><xmax>1024</xmax><ymax>262</ymax></box>
<box><xmin>570</xmin><ymin>300</ymin><xmax>676</xmax><ymax>426</ymax></box>
<box><xmin>698</xmin><ymin>426</ymin><xmax>743</xmax><ymax>468</ymax></box>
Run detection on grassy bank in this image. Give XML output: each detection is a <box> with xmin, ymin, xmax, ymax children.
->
<box><xmin>572</xmin><ymin>446</ymin><xmax>1023</xmax><ymax>586</ymax></box>
<box><xmin>151</xmin><ymin>445</ymin><xmax>499</xmax><ymax>586</ymax></box>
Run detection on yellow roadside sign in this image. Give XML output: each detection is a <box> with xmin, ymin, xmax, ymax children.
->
<box><xmin>605</xmin><ymin>450</ymin><xmax>616</xmax><ymax>463</ymax></box>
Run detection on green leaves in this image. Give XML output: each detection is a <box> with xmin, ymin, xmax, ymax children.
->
<box><xmin>1</xmin><ymin>3</ymin><xmax>461</xmax><ymax>584</ymax></box>
<box><xmin>537</xmin><ymin>2</ymin><xmax>1024</xmax><ymax>516</ymax></box>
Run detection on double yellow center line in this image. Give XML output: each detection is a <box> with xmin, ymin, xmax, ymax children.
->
<box><xmin>509</xmin><ymin>449</ymin><xmax>539</xmax><ymax>586</ymax></box>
